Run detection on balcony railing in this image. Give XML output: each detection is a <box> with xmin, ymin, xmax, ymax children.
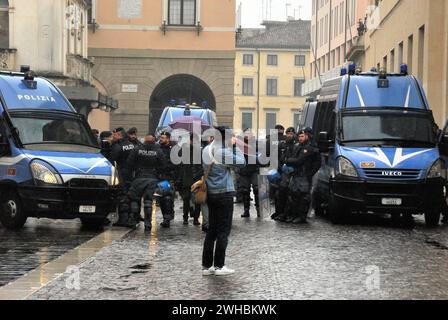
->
<box><xmin>302</xmin><ymin>62</ymin><xmax>351</xmax><ymax>96</ymax></box>
<box><xmin>66</xmin><ymin>54</ymin><xmax>94</xmax><ymax>84</ymax></box>
<box><xmin>0</xmin><ymin>48</ymin><xmax>17</xmax><ymax>71</ymax></box>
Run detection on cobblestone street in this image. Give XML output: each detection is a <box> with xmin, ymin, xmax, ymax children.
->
<box><xmin>14</xmin><ymin>201</ymin><xmax>448</xmax><ymax>300</ymax></box>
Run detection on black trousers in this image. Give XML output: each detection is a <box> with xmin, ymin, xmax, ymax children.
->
<box><xmin>128</xmin><ymin>178</ymin><xmax>158</xmax><ymax>226</ymax></box>
<box><xmin>158</xmin><ymin>195</ymin><xmax>175</xmax><ymax>222</ymax></box>
<box><xmin>239</xmin><ymin>173</ymin><xmax>259</xmax><ymax>212</ymax></box>
<box><xmin>180</xmin><ymin>188</ymin><xmax>201</xmax><ymax>220</ymax></box>
<box><xmin>202</xmin><ymin>193</ymin><xmax>234</xmax><ymax>269</ymax></box>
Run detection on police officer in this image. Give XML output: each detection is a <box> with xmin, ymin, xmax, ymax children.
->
<box><xmin>110</xmin><ymin>127</ymin><xmax>142</xmax><ymax>227</ymax></box>
<box><xmin>127</xmin><ymin>134</ymin><xmax>166</xmax><ymax>230</ymax></box>
<box><xmin>157</xmin><ymin>131</ymin><xmax>176</xmax><ymax>228</ymax></box>
<box><xmin>239</xmin><ymin>130</ymin><xmax>261</xmax><ymax>218</ymax></box>
<box><xmin>99</xmin><ymin>131</ymin><xmax>114</xmax><ymax>162</ymax></box>
<box><xmin>273</xmin><ymin>127</ymin><xmax>297</xmax><ymax>222</ymax></box>
<box><xmin>266</xmin><ymin>125</ymin><xmax>287</xmax><ymax>204</ymax></box>
<box><xmin>284</xmin><ymin>128</ymin><xmax>321</xmax><ymax>224</ymax></box>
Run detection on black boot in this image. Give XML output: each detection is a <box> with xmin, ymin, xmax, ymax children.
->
<box><xmin>160</xmin><ymin>220</ymin><xmax>170</xmax><ymax>228</ymax></box>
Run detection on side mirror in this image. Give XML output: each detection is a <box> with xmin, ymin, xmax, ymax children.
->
<box><xmin>0</xmin><ymin>135</ymin><xmax>10</xmax><ymax>156</ymax></box>
<box><xmin>318</xmin><ymin>131</ymin><xmax>330</xmax><ymax>153</ymax></box>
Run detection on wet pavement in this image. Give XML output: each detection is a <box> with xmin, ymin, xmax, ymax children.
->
<box><xmin>18</xmin><ymin>201</ymin><xmax>448</xmax><ymax>300</ymax></box>
<box><xmin>0</xmin><ymin>219</ymin><xmax>100</xmax><ymax>288</ymax></box>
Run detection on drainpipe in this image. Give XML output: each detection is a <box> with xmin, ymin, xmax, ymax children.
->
<box><xmin>256</xmin><ymin>48</ymin><xmax>261</xmax><ymax>136</ymax></box>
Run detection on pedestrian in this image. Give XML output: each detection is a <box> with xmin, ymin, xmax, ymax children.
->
<box><xmin>202</xmin><ymin>126</ymin><xmax>246</xmax><ymax>276</ymax></box>
<box><xmin>273</xmin><ymin>127</ymin><xmax>297</xmax><ymax>222</ymax></box>
<box><xmin>239</xmin><ymin>129</ymin><xmax>261</xmax><ymax>218</ymax></box>
<box><xmin>177</xmin><ymin>134</ymin><xmax>204</xmax><ymax>226</ymax></box>
<box><xmin>284</xmin><ymin>128</ymin><xmax>321</xmax><ymax>224</ymax></box>
<box><xmin>157</xmin><ymin>131</ymin><xmax>176</xmax><ymax>228</ymax></box>
<box><xmin>127</xmin><ymin>134</ymin><xmax>166</xmax><ymax>230</ymax></box>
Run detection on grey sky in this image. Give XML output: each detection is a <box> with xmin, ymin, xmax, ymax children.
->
<box><xmin>238</xmin><ymin>0</ymin><xmax>312</xmax><ymax>28</ymax></box>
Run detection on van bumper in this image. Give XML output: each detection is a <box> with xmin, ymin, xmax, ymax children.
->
<box><xmin>17</xmin><ymin>184</ymin><xmax>119</xmax><ymax>219</ymax></box>
<box><xmin>330</xmin><ymin>178</ymin><xmax>445</xmax><ymax>214</ymax></box>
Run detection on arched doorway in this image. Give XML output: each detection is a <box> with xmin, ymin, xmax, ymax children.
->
<box><xmin>149</xmin><ymin>74</ymin><xmax>216</xmax><ymax>133</ymax></box>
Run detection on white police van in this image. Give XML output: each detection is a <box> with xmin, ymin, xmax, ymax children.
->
<box><xmin>0</xmin><ymin>68</ymin><xmax>119</xmax><ymax>230</ymax></box>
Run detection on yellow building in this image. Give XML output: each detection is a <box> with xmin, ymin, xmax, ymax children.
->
<box><xmin>88</xmin><ymin>0</ymin><xmax>236</xmax><ymax>133</ymax></box>
<box><xmin>234</xmin><ymin>20</ymin><xmax>311</xmax><ymax>135</ymax></box>
<box><xmin>362</xmin><ymin>0</ymin><xmax>448</xmax><ymax>126</ymax></box>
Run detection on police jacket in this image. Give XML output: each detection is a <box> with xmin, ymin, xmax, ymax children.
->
<box><xmin>279</xmin><ymin>138</ymin><xmax>297</xmax><ymax>168</ymax></box>
<box><xmin>158</xmin><ymin>142</ymin><xmax>177</xmax><ymax>180</ymax></box>
<box><xmin>238</xmin><ymin>138</ymin><xmax>261</xmax><ymax>176</ymax></box>
<box><xmin>266</xmin><ymin>133</ymin><xmax>286</xmax><ymax>159</ymax></box>
<box><xmin>110</xmin><ymin>138</ymin><xmax>142</xmax><ymax>168</ymax></box>
<box><xmin>285</xmin><ymin>141</ymin><xmax>321</xmax><ymax>180</ymax></box>
<box><xmin>177</xmin><ymin>145</ymin><xmax>204</xmax><ymax>189</ymax></box>
<box><xmin>126</xmin><ymin>143</ymin><xmax>166</xmax><ymax>180</ymax></box>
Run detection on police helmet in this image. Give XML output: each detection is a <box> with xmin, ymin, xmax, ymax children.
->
<box><xmin>155</xmin><ymin>180</ymin><xmax>173</xmax><ymax>197</ymax></box>
<box><xmin>267</xmin><ymin>169</ymin><xmax>281</xmax><ymax>183</ymax></box>
<box><xmin>299</xmin><ymin>127</ymin><xmax>313</xmax><ymax>135</ymax></box>
<box><xmin>286</xmin><ymin>127</ymin><xmax>296</xmax><ymax>134</ymax></box>
<box><xmin>281</xmin><ymin>164</ymin><xmax>294</xmax><ymax>175</ymax></box>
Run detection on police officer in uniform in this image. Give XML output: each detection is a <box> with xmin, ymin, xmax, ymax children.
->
<box><xmin>284</xmin><ymin>128</ymin><xmax>321</xmax><ymax>224</ymax></box>
<box><xmin>239</xmin><ymin>130</ymin><xmax>261</xmax><ymax>218</ymax></box>
<box><xmin>127</xmin><ymin>134</ymin><xmax>166</xmax><ymax>230</ymax></box>
<box><xmin>110</xmin><ymin>127</ymin><xmax>142</xmax><ymax>227</ymax></box>
<box><xmin>157</xmin><ymin>131</ymin><xmax>176</xmax><ymax>228</ymax></box>
<box><xmin>273</xmin><ymin>127</ymin><xmax>297</xmax><ymax>222</ymax></box>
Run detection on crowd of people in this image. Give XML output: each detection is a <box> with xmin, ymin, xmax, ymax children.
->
<box><xmin>91</xmin><ymin>124</ymin><xmax>322</xmax><ymax>275</ymax></box>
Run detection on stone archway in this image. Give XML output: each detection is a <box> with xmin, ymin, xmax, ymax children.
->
<box><xmin>148</xmin><ymin>74</ymin><xmax>216</xmax><ymax>133</ymax></box>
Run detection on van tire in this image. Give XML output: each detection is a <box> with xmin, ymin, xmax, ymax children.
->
<box><xmin>328</xmin><ymin>195</ymin><xmax>346</xmax><ymax>224</ymax></box>
<box><xmin>424</xmin><ymin>210</ymin><xmax>441</xmax><ymax>228</ymax></box>
<box><xmin>80</xmin><ymin>217</ymin><xmax>105</xmax><ymax>230</ymax></box>
<box><xmin>0</xmin><ymin>192</ymin><xmax>28</xmax><ymax>230</ymax></box>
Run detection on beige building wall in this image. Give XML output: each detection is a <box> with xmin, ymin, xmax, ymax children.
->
<box><xmin>364</xmin><ymin>0</ymin><xmax>448</xmax><ymax>126</ymax></box>
<box><xmin>89</xmin><ymin>0</ymin><xmax>236</xmax><ymax>133</ymax></box>
<box><xmin>234</xmin><ymin>49</ymin><xmax>310</xmax><ymax>134</ymax></box>
<box><xmin>310</xmin><ymin>0</ymin><xmax>369</xmax><ymax>76</ymax></box>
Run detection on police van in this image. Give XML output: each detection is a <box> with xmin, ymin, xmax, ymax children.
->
<box><xmin>0</xmin><ymin>68</ymin><xmax>119</xmax><ymax>230</ymax></box>
<box><xmin>155</xmin><ymin>103</ymin><xmax>218</xmax><ymax>139</ymax></box>
<box><xmin>297</xmin><ymin>98</ymin><xmax>317</xmax><ymax>132</ymax></box>
<box><xmin>312</xmin><ymin>64</ymin><xmax>446</xmax><ymax>226</ymax></box>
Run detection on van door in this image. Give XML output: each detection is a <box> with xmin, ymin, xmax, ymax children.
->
<box><xmin>314</xmin><ymin>100</ymin><xmax>337</xmax><ymax>201</ymax></box>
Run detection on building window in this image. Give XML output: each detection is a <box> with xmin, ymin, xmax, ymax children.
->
<box><xmin>242</xmin><ymin>78</ymin><xmax>254</xmax><ymax>96</ymax></box>
<box><xmin>295</xmin><ymin>55</ymin><xmax>306</xmax><ymax>66</ymax></box>
<box><xmin>168</xmin><ymin>0</ymin><xmax>196</xmax><ymax>26</ymax></box>
<box><xmin>266</xmin><ymin>112</ymin><xmax>277</xmax><ymax>131</ymax></box>
<box><xmin>266</xmin><ymin>78</ymin><xmax>277</xmax><ymax>96</ymax></box>
<box><xmin>241</xmin><ymin>112</ymin><xmax>253</xmax><ymax>130</ymax></box>
<box><xmin>0</xmin><ymin>0</ymin><xmax>9</xmax><ymax>48</ymax></box>
<box><xmin>294</xmin><ymin>79</ymin><xmax>305</xmax><ymax>97</ymax></box>
<box><xmin>267</xmin><ymin>55</ymin><xmax>278</xmax><ymax>66</ymax></box>
<box><xmin>293</xmin><ymin>112</ymin><xmax>302</xmax><ymax>130</ymax></box>
<box><xmin>243</xmin><ymin>54</ymin><xmax>254</xmax><ymax>66</ymax></box>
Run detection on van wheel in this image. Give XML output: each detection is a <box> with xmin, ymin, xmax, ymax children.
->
<box><xmin>0</xmin><ymin>192</ymin><xmax>28</xmax><ymax>230</ymax></box>
<box><xmin>80</xmin><ymin>217</ymin><xmax>105</xmax><ymax>231</ymax></box>
<box><xmin>312</xmin><ymin>192</ymin><xmax>325</xmax><ymax>217</ymax></box>
<box><xmin>328</xmin><ymin>195</ymin><xmax>346</xmax><ymax>224</ymax></box>
<box><xmin>425</xmin><ymin>210</ymin><xmax>441</xmax><ymax>228</ymax></box>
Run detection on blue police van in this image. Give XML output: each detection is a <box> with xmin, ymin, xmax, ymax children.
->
<box><xmin>0</xmin><ymin>68</ymin><xmax>119</xmax><ymax>230</ymax></box>
<box><xmin>312</xmin><ymin>64</ymin><xmax>446</xmax><ymax>226</ymax></box>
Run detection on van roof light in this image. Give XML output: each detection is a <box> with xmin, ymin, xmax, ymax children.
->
<box><xmin>20</xmin><ymin>65</ymin><xmax>30</xmax><ymax>73</ymax></box>
<box><xmin>355</xmin><ymin>67</ymin><xmax>362</xmax><ymax>75</ymax></box>
<box><xmin>340</xmin><ymin>67</ymin><xmax>348</xmax><ymax>76</ymax></box>
<box><xmin>379</xmin><ymin>68</ymin><xmax>387</xmax><ymax>79</ymax></box>
<box><xmin>400</xmin><ymin>63</ymin><xmax>408</xmax><ymax>75</ymax></box>
<box><xmin>370</xmin><ymin>67</ymin><xmax>378</xmax><ymax>72</ymax></box>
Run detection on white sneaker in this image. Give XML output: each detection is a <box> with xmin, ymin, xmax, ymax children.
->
<box><xmin>214</xmin><ymin>266</ymin><xmax>235</xmax><ymax>276</ymax></box>
<box><xmin>202</xmin><ymin>267</ymin><xmax>215</xmax><ymax>276</ymax></box>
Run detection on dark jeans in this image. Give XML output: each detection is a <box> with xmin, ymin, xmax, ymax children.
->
<box><xmin>202</xmin><ymin>193</ymin><xmax>234</xmax><ymax>269</ymax></box>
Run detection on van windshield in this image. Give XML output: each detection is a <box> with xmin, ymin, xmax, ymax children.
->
<box><xmin>11</xmin><ymin>114</ymin><xmax>98</xmax><ymax>151</ymax></box>
<box><xmin>341</xmin><ymin>112</ymin><xmax>437</xmax><ymax>148</ymax></box>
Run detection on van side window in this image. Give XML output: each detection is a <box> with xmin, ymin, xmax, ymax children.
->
<box><xmin>313</xmin><ymin>101</ymin><xmax>336</xmax><ymax>141</ymax></box>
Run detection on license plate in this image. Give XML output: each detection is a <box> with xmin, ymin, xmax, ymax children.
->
<box><xmin>381</xmin><ymin>198</ymin><xmax>402</xmax><ymax>206</ymax></box>
<box><xmin>79</xmin><ymin>206</ymin><xmax>96</xmax><ymax>213</ymax></box>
